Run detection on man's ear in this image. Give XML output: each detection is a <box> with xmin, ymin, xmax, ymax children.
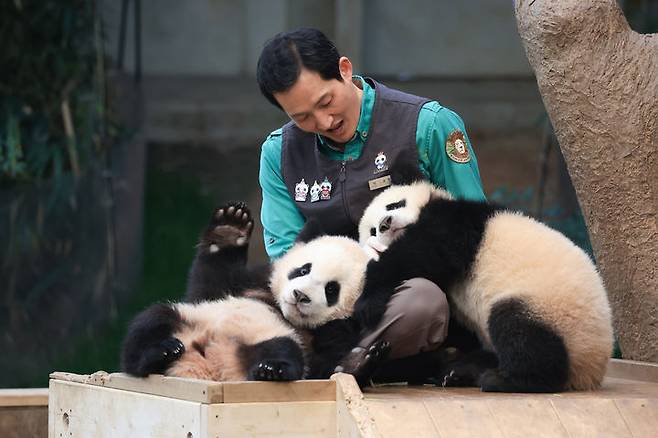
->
<box><xmin>295</xmin><ymin>219</ymin><xmax>326</xmax><ymax>244</ymax></box>
<box><xmin>338</xmin><ymin>56</ymin><xmax>353</xmax><ymax>80</ymax></box>
<box><xmin>389</xmin><ymin>161</ymin><xmax>426</xmax><ymax>186</ymax></box>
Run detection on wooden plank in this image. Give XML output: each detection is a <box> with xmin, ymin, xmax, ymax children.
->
<box><xmin>365</xmin><ymin>398</ymin><xmax>439</xmax><ymax>438</ymax></box>
<box><xmin>424</xmin><ymin>399</ymin><xmax>505</xmax><ymax>438</ymax></box>
<box><xmin>606</xmin><ymin>359</ymin><xmax>658</xmax><ymax>383</ymax></box>
<box><xmin>221</xmin><ymin>379</ymin><xmax>335</xmax><ymax>403</ymax></box>
<box><xmin>614</xmin><ymin>399</ymin><xmax>658</xmax><ymax>438</ymax></box>
<box><xmin>50</xmin><ymin>371</ymin><xmax>223</xmax><ymax>403</ymax></box>
<box><xmin>551</xmin><ymin>398</ymin><xmax>633</xmax><ymax>438</ymax></box>
<box><xmin>202</xmin><ymin>401</ymin><xmax>336</xmax><ymax>437</ymax></box>
<box><xmin>0</xmin><ymin>407</ymin><xmax>47</xmax><ymax>438</ymax></box>
<box><xmin>48</xmin><ymin>380</ymin><xmax>203</xmax><ymax>438</ymax></box>
<box><xmin>0</xmin><ymin>389</ymin><xmax>48</xmax><ymax>407</ymax></box>
<box><xmin>332</xmin><ymin>373</ymin><xmax>381</xmax><ymax>438</ymax></box>
<box><xmin>486</xmin><ymin>398</ymin><xmax>569</xmax><ymax>438</ymax></box>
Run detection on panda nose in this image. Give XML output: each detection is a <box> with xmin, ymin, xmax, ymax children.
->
<box><xmin>379</xmin><ymin>216</ymin><xmax>392</xmax><ymax>233</ymax></box>
<box><xmin>293</xmin><ymin>289</ymin><xmax>311</xmax><ymax>304</ymax></box>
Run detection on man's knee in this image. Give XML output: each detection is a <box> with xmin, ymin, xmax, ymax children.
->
<box><xmin>394</xmin><ymin>277</ymin><xmax>449</xmax><ymax>323</ymax></box>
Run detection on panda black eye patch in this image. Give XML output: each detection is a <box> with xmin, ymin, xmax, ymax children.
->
<box><xmin>324</xmin><ymin>281</ymin><xmax>340</xmax><ymax>307</ymax></box>
<box><xmin>385</xmin><ymin>199</ymin><xmax>406</xmax><ymax>211</ymax></box>
<box><xmin>288</xmin><ymin>263</ymin><xmax>312</xmax><ymax>280</ymax></box>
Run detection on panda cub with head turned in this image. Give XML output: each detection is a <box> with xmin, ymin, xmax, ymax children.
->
<box><xmin>121</xmin><ymin>203</ymin><xmax>305</xmax><ymax>382</ymax></box>
<box><xmin>121</xmin><ymin>203</ymin><xmax>384</xmax><ymax>383</ymax></box>
<box><xmin>355</xmin><ymin>173</ymin><xmax>613</xmax><ymax>392</ymax></box>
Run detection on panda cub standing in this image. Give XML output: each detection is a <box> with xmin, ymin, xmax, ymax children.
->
<box><xmin>355</xmin><ymin>175</ymin><xmax>614</xmax><ymax>392</ymax></box>
<box><xmin>121</xmin><ymin>203</ymin><xmax>306</xmax><ymax>382</ymax></box>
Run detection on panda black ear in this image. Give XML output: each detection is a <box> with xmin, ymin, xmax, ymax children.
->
<box><xmin>389</xmin><ymin>161</ymin><xmax>426</xmax><ymax>185</ymax></box>
<box><xmin>295</xmin><ymin>219</ymin><xmax>326</xmax><ymax>244</ymax></box>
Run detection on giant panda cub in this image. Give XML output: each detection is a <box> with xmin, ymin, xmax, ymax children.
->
<box><xmin>121</xmin><ymin>202</ymin><xmax>306</xmax><ymax>382</ymax></box>
<box><xmin>268</xmin><ymin>231</ymin><xmax>393</xmax><ymax>382</ymax></box>
<box><xmin>355</xmin><ymin>177</ymin><xmax>614</xmax><ymax>393</ymax></box>
<box><xmin>121</xmin><ymin>203</ymin><xmax>387</xmax><ymax>383</ymax></box>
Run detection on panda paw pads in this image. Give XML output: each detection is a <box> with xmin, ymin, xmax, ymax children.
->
<box><xmin>160</xmin><ymin>337</ymin><xmax>185</xmax><ymax>360</ymax></box>
<box><xmin>251</xmin><ymin>359</ymin><xmax>302</xmax><ymax>381</ymax></box>
<box><xmin>205</xmin><ymin>202</ymin><xmax>254</xmax><ymax>250</ymax></box>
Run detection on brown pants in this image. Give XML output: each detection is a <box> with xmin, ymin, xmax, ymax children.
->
<box><xmin>358</xmin><ymin>278</ymin><xmax>450</xmax><ymax>359</ymax></box>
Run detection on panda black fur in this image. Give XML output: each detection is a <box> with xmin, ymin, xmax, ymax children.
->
<box><xmin>121</xmin><ymin>202</ymin><xmax>306</xmax><ymax>382</ymax></box>
<box><xmin>356</xmin><ymin>178</ymin><xmax>614</xmax><ymax>392</ymax></box>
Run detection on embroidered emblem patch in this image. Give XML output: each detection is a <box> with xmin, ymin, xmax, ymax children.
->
<box><xmin>310</xmin><ymin>180</ymin><xmax>321</xmax><ymax>203</ymax></box>
<box><xmin>320</xmin><ymin>177</ymin><xmax>332</xmax><ymax>200</ymax></box>
<box><xmin>374</xmin><ymin>152</ymin><xmax>388</xmax><ymax>173</ymax></box>
<box><xmin>446</xmin><ymin>130</ymin><xmax>471</xmax><ymax>163</ymax></box>
<box><xmin>295</xmin><ymin>178</ymin><xmax>309</xmax><ymax>202</ymax></box>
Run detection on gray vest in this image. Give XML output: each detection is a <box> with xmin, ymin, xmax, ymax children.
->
<box><xmin>281</xmin><ymin>78</ymin><xmax>429</xmax><ymax>239</ymax></box>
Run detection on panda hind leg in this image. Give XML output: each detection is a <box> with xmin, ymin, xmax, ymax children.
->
<box><xmin>481</xmin><ymin>298</ymin><xmax>569</xmax><ymax>393</ymax></box>
<box><xmin>240</xmin><ymin>337</ymin><xmax>305</xmax><ymax>381</ymax></box>
<box><xmin>121</xmin><ymin>303</ymin><xmax>185</xmax><ymax>377</ymax></box>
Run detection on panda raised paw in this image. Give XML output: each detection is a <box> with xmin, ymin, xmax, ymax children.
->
<box><xmin>203</xmin><ymin>201</ymin><xmax>254</xmax><ymax>252</ymax></box>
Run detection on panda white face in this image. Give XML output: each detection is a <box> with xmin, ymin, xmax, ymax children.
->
<box><xmin>270</xmin><ymin>236</ymin><xmax>370</xmax><ymax>328</ymax></box>
<box><xmin>358</xmin><ymin>181</ymin><xmax>451</xmax><ymax>255</ymax></box>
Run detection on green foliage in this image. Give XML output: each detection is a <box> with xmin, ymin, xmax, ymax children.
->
<box><xmin>47</xmin><ymin>165</ymin><xmax>217</xmax><ymax>383</ymax></box>
<box><xmin>0</xmin><ymin>0</ymin><xmax>105</xmax><ymax>184</ymax></box>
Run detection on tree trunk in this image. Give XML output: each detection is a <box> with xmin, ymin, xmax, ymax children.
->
<box><xmin>515</xmin><ymin>0</ymin><xmax>658</xmax><ymax>361</ymax></box>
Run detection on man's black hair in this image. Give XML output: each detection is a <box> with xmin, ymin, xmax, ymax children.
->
<box><xmin>256</xmin><ymin>28</ymin><xmax>342</xmax><ymax>110</ymax></box>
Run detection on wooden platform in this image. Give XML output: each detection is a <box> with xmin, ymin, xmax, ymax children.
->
<box><xmin>47</xmin><ymin>359</ymin><xmax>658</xmax><ymax>437</ymax></box>
<box><xmin>0</xmin><ymin>388</ymin><xmax>48</xmax><ymax>438</ymax></box>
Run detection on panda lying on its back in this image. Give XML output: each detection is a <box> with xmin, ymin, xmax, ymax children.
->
<box><xmin>355</xmin><ymin>175</ymin><xmax>614</xmax><ymax>392</ymax></box>
<box><xmin>121</xmin><ymin>203</ymin><xmax>305</xmax><ymax>381</ymax></box>
<box><xmin>121</xmin><ymin>202</ymin><xmax>388</xmax><ymax>383</ymax></box>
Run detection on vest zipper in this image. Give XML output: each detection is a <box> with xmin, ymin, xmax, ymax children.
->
<box><xmin>339</xmin><ymin>161</ymin><xmax>350</xmax><ymax>221</ymax></box>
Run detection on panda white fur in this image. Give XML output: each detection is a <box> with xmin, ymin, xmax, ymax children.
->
<box><xmin>269</xmin><ymin>235</ymin><xmax>371</xmax><ymax>329</ymax></box>
<box><xmin>356</xmin><ymin>178</ymin><xmax>614</xmax><ymax>392</ymax></box>
<box><xmin>121</xmin><ymin>202</ymin><xmax>306</xmax><ymax>382</ymax></box>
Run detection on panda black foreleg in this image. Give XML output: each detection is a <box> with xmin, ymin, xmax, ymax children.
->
<box><xmin>239</xmin><ymin>336</ymin><xmax>305</xmax><ymax>381</ymax></box>
<box><xmin>185</xmin><ymin>202</ymin><xmax>271</xmax><ymax>302</ymax></box>
<box><xmin>308</xmin><ymin>319</ymin><xmax>391</xmax><ymax>387</ymax></box>
<box><xmin>121</xmin><ymin>303</ymin><xmax>185</xmax><ymax>377</ymax></box>
<box><xmin>352</xmin><ymin>261</ymin><xmax>407</xmax><ymax>330</ymax></box>
<box><xmin>436</xmin><ymin>348</ymin><xmax>498</xmax><ymax>387</ymax></box>
<box><xmin>480</xmin><ymin>298</ymin><xmax>569</xmax><ymax>393</ymax></box>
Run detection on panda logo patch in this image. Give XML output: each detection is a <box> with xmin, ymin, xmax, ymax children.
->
<box><xmin>295</xmin><ymin>178</ymin><xmax>309</xmax><ymax>202</ymax></box>
<box><xmin>374</xmin><ymin>152</ymin><xmax>388</xmax><ymax>173</ymax></box>
<box><xmin>310</xmin><ymin>180</ymin><xmax>321</xmax><ymax>203</ymax></box>
<box><xmin>320</xmin><ymin>177</ymin><xmax>332</xmax><ymax>200</ymax></box>
<box><xmin>445</xmin><ymin>130</ymin><xmax>471</xmax><ymax>163</ymax></box>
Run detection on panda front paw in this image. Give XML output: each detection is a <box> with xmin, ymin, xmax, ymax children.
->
<box><xmin>135</xmin><ymin>337</ymin><xmax>185</xmax><ymax>376</ymax></box>
<box><xmin>249</xmin><ymin>359</ymin><xmax>303</xmax><ymax>381</ymax></box>
<box><xmin>203</xmin><ymin>202</ymin><xmax>254</xmax><ymax>251</ymax></box>
<box><xmin>335</xmin><ymin>340</ymin><xmax>391</xmax><ymax>387</ymax></box>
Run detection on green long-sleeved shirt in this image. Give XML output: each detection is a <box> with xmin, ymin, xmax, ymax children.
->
<box><xmin>259</xmin><ymin>76</ymin><xmax>485</xmax><ymax>259</ymax></box>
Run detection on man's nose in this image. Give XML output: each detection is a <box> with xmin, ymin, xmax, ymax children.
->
<box><xmin>316</xmin><ymin>113</ymin><xmax>334</xmax><ymax>131</ymax></box>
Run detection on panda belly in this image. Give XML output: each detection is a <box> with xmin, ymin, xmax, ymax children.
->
<box><xmin>451</xmin><ymin>212</ymin><xmax>613</xmax><ymax>391</ymax></box>
<box><xmin>168</xmin><ymin>296</ymin><xmax>305</xmax><ymax>382</ymax></box>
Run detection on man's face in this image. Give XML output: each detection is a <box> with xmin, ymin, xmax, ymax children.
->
<box><xmin>273</xmin><ymin>57</ymin><xmax>362</xmax><ymax>144</ymax></box>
